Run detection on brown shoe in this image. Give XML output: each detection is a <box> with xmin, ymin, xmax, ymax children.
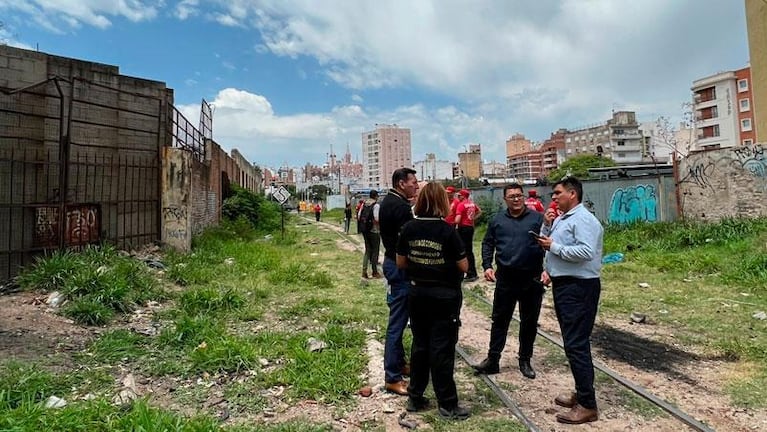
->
<box><xmin>362</xmin><ymin>272</ymin><xmax>369</xmax><ymax>279</ymax></box>
<box><xmin>371</xmin><ymin>272</ymin><xmax>383</xmax><ymax>279</ymax></box>
<box><xmin>556</xmin><ymin>404</ymin><xmax>598</xmax><ymax>424</ymax></box>
<box><xmin>384</xmin><ymin>380</ymin><xmax>409</xmax><ymax>396</ymax></box>
<box><xmin>554</xmin><ymin>392</ymin><xmax>577</xmax><ymax>408</ymax></box>
<box><xmin>401</xmin><ymin>363</ymin><xmax>411</xmax><ymax>377</ymax></box>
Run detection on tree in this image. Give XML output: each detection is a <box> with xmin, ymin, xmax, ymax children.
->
<box><xmin>547</xmin><ymin>154</ymin><xmax>616</xmax><ymax>181</ymax></box>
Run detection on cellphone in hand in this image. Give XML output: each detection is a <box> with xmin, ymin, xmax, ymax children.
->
<box><xmin>528</xmin><ymin>230</ymin><xmax>543</xmax><ymax>239</ymax></box>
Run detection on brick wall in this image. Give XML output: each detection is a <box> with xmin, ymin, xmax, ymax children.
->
<box><xmin>678</xmin><ymin>143</ymin><xmax>767</xmax><ymax>220</ymax></box>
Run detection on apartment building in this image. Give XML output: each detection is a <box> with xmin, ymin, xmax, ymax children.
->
<box><xmin>413</xmin><ymin>153</ymin><xmax>454</xmax><ymax>181</ymax></box>
<box><xmin>691</xmin><ymin>67</ymin><xmax>754</xmax><ymax>151</ymax></box>
<box><xmin>361</xmin><ymin>124</ymin><xmax>412</xmax><ymax>189</ymax></box>
<box><xmin>565</xmin><ymin>111</ymin><xmax>643</xmax><ymax>164</ymax></box>
<box><xmin>746</xmin><ymin>0</ymin><xmax>766</xmax><ymax>142</ymax></box>
<box><xmin>505</xmin><ymin>130</ymin><xmax>566</xmax><ymax>182</ymax></box>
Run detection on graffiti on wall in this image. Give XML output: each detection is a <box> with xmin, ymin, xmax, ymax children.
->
<box><xmin>608</xmin><ymin>184</ymin><xmax>657</xmax><ymax>223</ymax></box>
<box><xmin>34</xmin><ymin>204</ymin><xmax>100</xmax><ymax>247</ymax></box>
<box><xmin>678</xmin><ymin>160</ymin><xmax>715</xmax><ymax>190</ymax></box>
<box><xmin>732</xmin><ymin>144</ymin><xmax>766</xmax><ymax>178</ymax></box>
<box><xmin>162</xmin><ymin>205</ymin><xmax>188</xmax><ymax>242</ymax></box>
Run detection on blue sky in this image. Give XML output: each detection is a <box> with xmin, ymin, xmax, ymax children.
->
<box><xmin>0</xmin><ymin>0</ymin><xmax>750</xmax><ymax>170</ymax></box>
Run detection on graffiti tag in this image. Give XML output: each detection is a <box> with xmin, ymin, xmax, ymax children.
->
<box><xmin>66</xmin><ymin>207</ymin><xmax>99</xmax><ymax>245</ymax></box>
<box><xmin>679</xmin><ymin>161</ymin><xmax>715</xmax><ymax>190</ymax></box>
<box><xmin>732</xmin><ymin>144</ymin><xmax>766</xmax><ymax>178</ymax></box>
<box><xmin>162</xmin><ymin>206</ymin><xmax>188</xmax><ymax>222</ymax></box>
<box><xmin>609</xmin><ymin>184</ymin><xmax>658</xmax><ymax>224</ymax></box>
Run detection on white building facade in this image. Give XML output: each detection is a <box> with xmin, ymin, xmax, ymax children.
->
<box><xmin>413</xmin><ymin>153</ymin><xmax>454</xmax><ymax>181</ymax></box>
<box><xmin>691</xmin><ymin>71</ymin><xmax>740</xmax><ymax>151</ymax></box>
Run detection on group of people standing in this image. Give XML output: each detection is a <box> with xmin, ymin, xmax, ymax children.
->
<box><xmin>345</xmin><ymin>169</ymin><xmax>603</xmax><ymax>425</ymax></box>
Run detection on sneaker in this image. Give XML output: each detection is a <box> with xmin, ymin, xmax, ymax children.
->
<box><xmin>438</xmin><ymin>404</ymin><xmax>470</xmax><ymax>420</ymax></box>
<box><xmin>406</xmin><ymin>396</ymin><xmax>430</xmax><ymax>412</ymax></box>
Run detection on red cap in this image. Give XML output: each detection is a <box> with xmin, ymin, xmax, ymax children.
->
<box><xmin>459</xmin><ymin>189</ymin><xmax>470</xmax><ymax>198</ymax></box>
<box><xmin>445</xmin><ymin>186</ymin><xmax>455</xmax><ymax>193</ymax></box>
<box><xmin>528</xmin><ymin>189</ymin><xmax>537</xmax><ymax>197</ymax></box>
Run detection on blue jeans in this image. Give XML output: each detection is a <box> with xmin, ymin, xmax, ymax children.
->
<box><xmin>552</xmin><ymin>276</ymin><xmax>601</xmax><ymax>410</ymax></box>
<box><xmin>383</xmin><ymin>257</ymin><xmax>410</xmax><ymax>383</ymax></box>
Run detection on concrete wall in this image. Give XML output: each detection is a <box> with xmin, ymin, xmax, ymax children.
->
<box><xmin>468</xmin><ymin>174</ymin><xmax>678</xmax><ymax>224</ymax></box>
<box><xmin>678</xmin><ymin>143</ymin><xmax>767</xmax><ymax>220</ymax></box>
<box><xmin>161</xmin><ymin>147</ymin><xmax>192</xmax><ymax>251</ymax></box>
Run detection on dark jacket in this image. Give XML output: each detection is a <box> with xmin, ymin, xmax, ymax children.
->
<box><xmin>481</xmin><ymin>208</ymin><xmax>544</xmax><ymax>272</ymax></box>
<box><xmin>379</xmin><ymin>189</ymin><xmax>413</xmax><ymax>260</ymax></box>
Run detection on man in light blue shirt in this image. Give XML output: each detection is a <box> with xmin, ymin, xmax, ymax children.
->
<box><xmin>537</xmin><ymin>177</ymin><xmax>603</xmax><ymax>425</ymax></box>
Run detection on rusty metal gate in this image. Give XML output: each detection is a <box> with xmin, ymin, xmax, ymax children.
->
<box><xmin>1</xmin><ymin>77</ymin><xmax>164</xmax><ymax>283</ymax></box>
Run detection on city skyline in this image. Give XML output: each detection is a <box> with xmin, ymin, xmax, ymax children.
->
<box><xmin>0</xmin><ymin>1</ymin><xmax>749</xmax><ymax>168</ymax></box>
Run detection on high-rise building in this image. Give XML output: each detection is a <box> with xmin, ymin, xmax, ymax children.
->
<box><xmin>746</xmin><ymin>0</ymin><xmax>766</xmax><ymax>142</ymax></box>
<box><xmin>691</xmin><ymin>68</ymin><xmax>754</xmax><ymax>151</ymax></box>
<box><xmin>361</xmin><ymin>124</ymin><xmax>412</xmax><ymax>189</ymax></box>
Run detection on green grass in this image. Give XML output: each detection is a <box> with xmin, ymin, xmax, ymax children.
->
<box><xmin>15</xmin><ymin>245</ymin><xmax>166</xmax><ymax>326</ymax></box>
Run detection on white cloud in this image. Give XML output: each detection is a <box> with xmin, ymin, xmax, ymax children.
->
<box><xmin>351</xmin><ymin>94</ymin><xmax>363</xmax><ymax>103</ymax></box>
<box><xmin>0</xmin><ymin>0</ymin><xmax>158</xmax><ymax>30</ymax></box>
<box><xmin>174</xmin><ymin>0</ymin><xmax>199</xmax><ymax>20</ymax></box>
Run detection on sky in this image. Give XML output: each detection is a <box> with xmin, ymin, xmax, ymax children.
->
<box><xmin>0</xmin><ymin>0</ymin><xmax>751</xmax><ymax>170</ymax></box>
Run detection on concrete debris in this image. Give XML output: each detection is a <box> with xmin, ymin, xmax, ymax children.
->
<box><xmin>44</xmin><ymin>395</ymin><xmax>67</xmax><ymax>409</ymax></box>
<box><xmin>382</xmin><ymin>405</ymin><xmax>395</xmax><ymax>414</ymax></box>
<box><xmin>112</xmin><ymin>373</ymin><xmax>139</xmax><ymax>405</ymax></box>
<box><xmin>752</xmin><ymin>311</ymin><xmax>767</xmax><ymax>320</ymax></box>
<box><xmin>46</xmin><ymin>291</ymin><xmax>66</xmax><ymax>307</ymax></box>
<box><xmin>630</xmin><ymin>312</ymin><xmax>647</xmax><ymax>324</ymax></box>
<box><xmin>307</xmin><ymin>337</ymin><xmax>327</xmax><ymax>352</ymax></box>
<box><xmin>637</xmin><ymin>282</ymin><xmax>650</xmax><ymax>288</ymax></box>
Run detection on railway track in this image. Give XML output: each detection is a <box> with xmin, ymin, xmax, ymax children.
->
<box><xmin>322</xmin><ymin>218</ymin><xmax>716</xmax><ymax>431</ymax></box>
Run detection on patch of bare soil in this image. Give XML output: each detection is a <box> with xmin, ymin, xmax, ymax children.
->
<box><xmin>0</xmin><ymin>291</ymin><xmax>92</xmax><ymax>367</ymax></box>
<box><xmin>461</xmin><ymin>280</ymin><xmax>767</xmax><ymax>431</ymax></box>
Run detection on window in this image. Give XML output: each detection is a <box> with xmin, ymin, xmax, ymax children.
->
<box><xmin>743</xmin><ymin>139</ymin><xmax>754</xmax><ymax>146</ymax></box>
<box><xmin>617</xmin><ymin>140</ymin><xmax>626</xmax><ymax>146</ymax></box>
<box><xmin>738</xmin><ymin>79</ymin><xmax>748</xmax><ymax>92</ymax></box>
<box><xmin>741</xmin><ymin>118</ymin><xmax>752</xmax><ymax>131</ymax></box>
<box><xmin>740</xmin><ymin>98</ymin><xmax>750</xmax><ymax>112</ymax></box>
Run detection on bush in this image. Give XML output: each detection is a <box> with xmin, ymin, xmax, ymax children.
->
<box><xmin>222</xmin><ymin>185</ymin><xmax>281</xmax><ymax>231</ymax></box>
<box><xmin>474</xmin><ymin>195</ymin><xmax>503</xmax><ymax>227</ymax></box>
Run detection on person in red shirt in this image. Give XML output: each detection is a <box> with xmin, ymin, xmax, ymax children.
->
<box><xmin>455</xmin><ymin>189</ymin><xmax>482</xmax><ymax>282</ymax></box>
<box><xmin>524</xmin><ymin>190</ymin><xmax>545</xmax><ymax>213</ymax></box>
<box><xmin>314</xmin><ymin>203</ymin><xmax>322</xmax><ymax>221</ymax></box>
<box><xmin>445</xmin><ymin>186</ymin><xmax>460</xmax><ymax>226</ymax></box>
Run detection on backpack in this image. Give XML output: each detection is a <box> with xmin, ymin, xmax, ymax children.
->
<box><xmin>359</xmin><ymin>203</ymin><xmax>375</xmax><ymax>233</ymax></box>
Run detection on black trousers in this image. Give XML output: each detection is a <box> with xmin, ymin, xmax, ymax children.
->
<box><xmin>457</xmin><ymin>226</ymin><xmax>477</xmax><ymax>277</ymax></box>
<box><xmin>552</xmin><ymin>276</ymin><xmax>601</xmax><ymax>410</ymax></box>
<box><xmin>407</xmin><ymin>293</ymin><xmax>462</xmax><ymax>409</ymax></box>
<box><xmin>488</xmin><ymin>267</ymin><xmax>544</xmax><ymax>360</ymax></box>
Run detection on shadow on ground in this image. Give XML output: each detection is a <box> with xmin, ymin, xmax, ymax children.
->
<box><xmin>592</xmin><ymin>325</ymin><xmax>729</xmax><ymax>385</ymax></box>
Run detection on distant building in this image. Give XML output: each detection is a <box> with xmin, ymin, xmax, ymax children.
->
<box><xmin>506</xmin><ymin>130</ymin><xmax>565</xmax><ymax>181</ymax></box>
<box><xmin>457</xmin><ymin>144</ymin><xmax>482</xmax><ymax>179</ymax></box>
<box><xmin>564</xmin><ymin>111</ymin><xmax>643</xmax><ymax>164</ymax></box>
<box><xmin>638</xmin><ymin>122</ymin><xmax>673</xmax><ymax>164</ymax></box>
<box><xmin>691</xmin><ymin>67</ymin><xmax>754</xmax><ymax>151</ymax></box>
<box><xmin>746</xmin><ymin>0</ymin><xmax>766</xmax><ymax>142</ymax></box>
<box><xmin>362</xmin><ymin>124</ymin><xmax>412</xmax><ymax>189</ymax></box>
<box><xmin>413</xmin><ymin>153</ymin><xmax>454</xmax><ymax>181</ymax></box>
<box><xmin>482</xmin><ymin>161</ymin><xmax>507</xmax><ymax>178</ymax></box>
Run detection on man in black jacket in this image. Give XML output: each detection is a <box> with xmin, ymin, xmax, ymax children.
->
<box><xmin>378</xmin><ymin>167</ymin><xmax>419</xmax><ymax>395</ymax></box>
<box><xmin>474</xmin><ymin>183</ymin><xmax>545</xmax><ymax>379</ymax></box>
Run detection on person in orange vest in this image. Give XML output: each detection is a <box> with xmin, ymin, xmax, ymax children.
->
<box><xmin>525</xmin><ymin>190</ymin><xmax>545</xmax><ymax>213</ymax></box>
<box><xmin>455</xmin><ymin>189</ymin><xmax>482</xmax><ymax>282</ymax></box>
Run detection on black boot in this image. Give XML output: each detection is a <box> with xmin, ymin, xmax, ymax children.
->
<box><xmin>519</xmin><ymin>358</ymin><xmax>536</xmax><ymax>379</ymax></box>
<box><xmin>474</xmin><ymin>356</ymin><xmax>500</xmax><ymax>375</ymax></box>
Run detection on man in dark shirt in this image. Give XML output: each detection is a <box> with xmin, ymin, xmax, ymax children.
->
<box><xmin>378</xmin><ymin>167</ymin><xmax>419</xmax><ymax>395</ymax></box>
<box><xmin>474</xmin><ymin>183</ymin><xmax>545</xmax><ymax>379</ymax></box>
